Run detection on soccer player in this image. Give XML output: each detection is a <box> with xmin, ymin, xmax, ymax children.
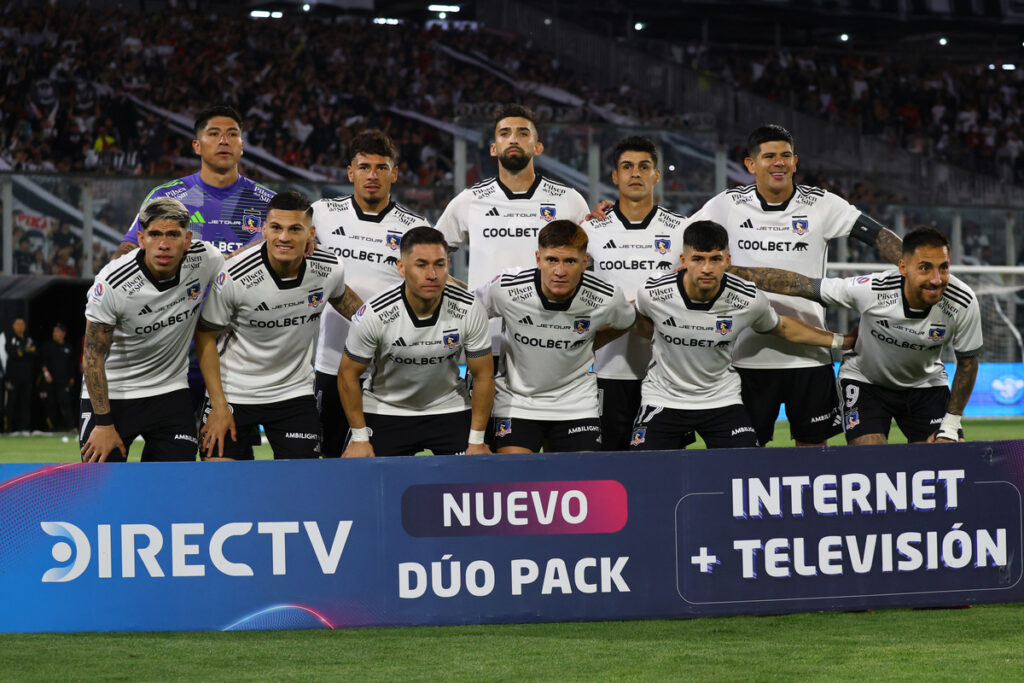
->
<box><xmin>728</xmin><ymin>226</ymin><xmax>982</xmax><ymax>445</ymax></box>
<box><xmin>685</xmin><ymin>124</ymin><xmax>904</xmax><ymax>447</ymax></box>
<box><xmin>195</xmin><ymin>191</ymin><xmax>362</xmax><ymax>460</ymax></box>
<box><xmin>478</xmin><ymin>220</ymin><xmax>637</xmax><ymax>453</ymax></box>
<box><xmin>114</xmin><ymin>105</ymin><xmax>274</xmax><ymax>258</ymax></box>
<box><xmin>312</xmin><ymin>129</ymin><xmax>431</xmax><ymax>457</ymax></box>
<box><xmin>630</xmin><ymin>221</ymin><xmax>854</xmax><ymax>451</ymax></box>
<box><xmin>582</xmin><ymin>135</ymin><xmax>685</xmax><ymax>450</ymax></box>
<box><xmin>79</xmin><ymin>198</ymin><xmax>224</xmax><ymax>462</ymax></box>
<box><xmin>436</xmin><ymin>103</ymin><xmax>590</xmax><ymax>326</ymax></box>
<box><xmin>338</xmin><ymin>227</ymin><xmax>493</xmax><ymax>457</ymax></box>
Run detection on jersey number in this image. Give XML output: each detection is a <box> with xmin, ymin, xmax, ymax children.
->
<box><xmin>844</xmin><ymin>384</ymin><xmax>860</xmax><ymax>408</ymax></box>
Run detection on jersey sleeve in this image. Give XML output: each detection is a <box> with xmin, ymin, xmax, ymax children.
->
<box><xmin>464</xmin><ymin>300</ymin><xmax>493</xmax><ymax>357</ymax></box>
<box><xmin>684</xmin><ymin>194</ymin><xmax>726</xmax><ymax>226</ymax></box>
<box><xmin>605</xmin><ymin>284</ymin><xmax>638</xmax><ymax>330</ymax></box>
<box><xmin>436</xmin><ymin>192</ymin><xmax>469</xmax><ymax>250</ymax></box>
<box><xmin>342</xmin><ymin>304</ymin><xmax>380</xmax><ymax>365</ymax></box>
<box><xmin>475</xmin><ymin>270</ymin><xmax>513</xmax><ymax>318</ymax></box>
<box><xmin>952</xmin><ymin>296</ymin><xmax>984</xmax><ymax>357</ymax></box>
<box><xmin>818</xmin><ymin>274</ymin><xmax>873</xmax><ymax>310</ymax></box>
<box><xmin>326</xmin><ymin>260</ymin><xmax>347</xmax><ymax>299</ymax></box>
<box><xmin>199</xmin><ymin>270</ymin><xmax>235</xmax><ymax>330</ymax></box>
<box><xmin>749</xmin><ymin>290</ymin><xmax>782</xmax><ymax>333</ymax></box>
<box><xmin>821</xmin><ymin>192</ymin><xmax>863</xmax><ymax>240</ymax></box>
<box><xmin>635</xmin><ymin>280</ymin><xmax>653</xmax><ymax>318</ymax></box>
<box><xmin>84</xmin><ymin>274</ymin><xmax>121</xmax><ymax>327</ymax></box>
<box><xmin>568</xmin><ymin>189</ymin><xmax>590</xmax><ymax>224</ymax></box>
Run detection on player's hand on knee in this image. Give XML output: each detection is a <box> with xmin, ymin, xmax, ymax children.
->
<box><xmin>465</xmin><ymin>443</ymin><xmax>491</xmax><ymax>455</ymax></box>
<box><xmin>585</xmin><ymin>200</ymin><xmax>614</xmax><ymax>222</ymax></box>
<box><xmin>342</xmin><ymin>441</ymin><xmax>375</xmax><ymax>458</ymax></box>
<box><xmin>200</xmin><ymin>406</ymin><xmax>236</xmax><ymax>458</ymax></box>
<box><xmin>81</xmin><ymin>425</ymin><xmax>126</xmax><ymax>463</ymax></box>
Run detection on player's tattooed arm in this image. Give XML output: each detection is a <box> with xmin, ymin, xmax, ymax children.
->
<box><xmin>330</xmin><ymin>286</ymin><xmax>364</xmax><ymax>320</ymax></box>
<box><xmin>874</xmin><ymin>228</ymin><xmax>904</xmax><ymax>265</ymax></box>
<box><xmin>947</xmin><ymin>354</ymin><xmax>980</xmax><ymax>416</ymax></box>
<box><xmin>727</xmin><ymin>267</ymin><xmax>823</xmax><ymax>302</ymax></box>
<box><xmin>81</xmin><ymin>321</ymin><xmax>127</xmax><ymax>462</ymax></box>
<box><xmin>112</xmin><ymin>241</ymin><xmax>138</xmax><ymax>260</ymax></box>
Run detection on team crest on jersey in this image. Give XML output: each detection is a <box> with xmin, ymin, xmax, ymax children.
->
<box><xmin>215</xmin><ymin>272</ymin><xmax>227</xmax><ymax>288</ymax></box>
<box><xmin>539</xmin><ymin>204</ymin><xmax>557</xmax><ymax>221</ymax></box>
<box><xmin>927</xmin><ymin>325</ymin><xmax>946</xmax><ymax>341</ymax></box>
<box><xmin>242</xmin><ymin>210</ymin><xmax>261</xmax><ymax>232</ymax></box>
<box><xmin>573</xmin><ymin>318</ymin><xmax>591</xmax><ymax>334</ymax></box>
<box><xmin>654</xmin><ymin>235</ymin><xmax>671</xmax><ymax>254</ymax></box>
<box><xmin>715</xmin><ymin>318</ymin><xmax>733</xmax><ymax>334</ymax></box>
<box><xmin>845</xmin><ymin>409</ymin><xmax>860</xmax><ymax>431</ymax></box>
<box><xmin>630</xmin><ymin>427</ymin><xmax>646</xmax><ymax>446</ymax></box>
<box><xmin>792</xmin><ymin>218</ymin><xmax>810</xmax><ymax>235</ymax></box>
<box><xmin>308</xmin><ymin>290</ymin><xmax>325</xmax><ymax>308</ymax></box>
<box><xmin>443</xmin><ymin>329</ymin><xmax>460</xmax><ymax>349</ymax></box>
<box><xmin>495</xmin><ymin>419</ymin><xmax>512</xmax><ymax>437</ymax></box>
<box><xmin>386</xmin><ymin>231</ymin><xmax>403</xmax><ymax>250</ymax></box>
<box><xmin>186</xmin><ymin>281</ymin><xmax>201</xmax><ymax>300</ymax></box>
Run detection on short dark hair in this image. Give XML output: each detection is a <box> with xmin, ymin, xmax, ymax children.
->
<box><xmin>493</xmin><ymin>103</ymin><xmax>540</xmax><ymax>139</ymax></box>
<box><xmin>400</xmin><ymin>226</ymin><xmax>448</xmax><ymax>256</ymax></box>
<box><xmin>267</xmin><ymin>190</ymin><xmax>312</xmax><ymax>218</ymax></box>
<box><xmin>903</xmin><ymin>225</ymin><xmax>950</xmax><ymax>256</ymax></box>
<box><xmin>349</xmin><ymin>129</ymin><xmax>396</xmax><ymax>163</ymax></box>
<box><xmin>194</xmin><ymin>106</ymin><xmax>243</xmax><ymax>137</ymax></box>
<box><xmin>746</xmin><ymin>124</ymin><xmax>794</xmax><ymax>158</ymax></box>
<box><xmin>612</xmin><ymin>135</ymin><xmax>658</xmax><ymax>168</ymax></box>
<box><xmin>538</xmin><ymin>220</ymin><xmax>588</xmax><ymax>252</ymax></box>
<box><xmin>684</xmin><ymin>221</ymin><xmax>729</xmax><ymax>252</ymax></box>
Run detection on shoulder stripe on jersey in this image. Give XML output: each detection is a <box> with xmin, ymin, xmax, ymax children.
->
<box><xmin>470</xmin><ymin>178</ymin><xmax>497</xmax><ymax>189</ymax></box>
<box><xmin>795</xmin><ymin>185</ymin><xmax>826</xmax><ymax>196</ymax></box>
<box><xmin>107</xmin><ymin>257</ymin><xmax>141</xmax><ymax>282</ymax></box>
<box><xmin>873</xmin><ymin>274</ymin><xmax>902</xmax><ymax>283</ymax></box>
<box><xmin>657</xmin><ymin>206</ymin><xmax>686</xmax><ymax>219</ymax></box>
<box><xmin>186</xmin><ymin>242</ymin><xmax>206</xmax><ymax>253</ymax></box>
<box><xmin>501</xmin><ymin>271</ymin><xmax>535</xmax><ymax>286</ymax></box>
<box><xmin>109</xmin><ymin>263</ymin><xmax>142</xmax><ymax>289</ymax></box>
<box><xmin>369</xmin><ymin>285</ymin><xmax>404</xmax><ymax>308</ymax></box>
<box><xmin>229</xmin><ymin>259</ymin><xmax>264</xmax><ymax>280</ymax></box>
<box><xmin>580</xmin><ymin>273</ymin><xmax>615</xmax><ymax>296</ymax></box>
<box><xmin>227</xmin><ymin>250</ymin><xmax>262</xmax><ymax>276</ymax></box>
<box><xmin>945</xmin><ymin>282</ymin><xmax>974</xmax><ymax>303</ymax></box>
<box><xmin>645</xmin><ymin>273</ymin><xmax>677</xmax><ymax>289</ymax></box>
<box><xmin>444</xmin><ymin>285</ymin><xmax>475</xmax><ymax>304</ymax></box>
<box><xmin>726</xmin><ymin>184</ymin><xmax>756</xmax><ymax>195</ymax></box>
<box><xmin>871</xmin><ymin>284</ymin><xmax>901</xmax><ymax>292</ymax></box>
<box><xmin>307</xmin><ymin>250</ymin><xmax>340</xmax><ymax>265</ymax></box>
<box><xmin>394</xmin><ymin>203</ymin><xmax>428</xmax><ymax>223</ymax></box>
<box><xmin>723</xmin><ymin>280</ymin><xmax>757</xmax><ymax>299</ymax></box>
<box><xmin>942</xmin><ymin>288</ymin><xmax>972</xmax><ymax>308</ymax></box>
<box><xmin>541</xmin><ymin>176</ymin><xmax>571</xmax><ymax>189</ymax></box>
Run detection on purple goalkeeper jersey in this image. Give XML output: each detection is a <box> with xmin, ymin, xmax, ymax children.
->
<box><xmin>122</xmin><ymin>172</ymin><xmax>275</xmax><ymax>255</ymax></box>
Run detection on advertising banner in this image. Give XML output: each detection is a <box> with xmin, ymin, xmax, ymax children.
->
<box><xmin>1</xmin><ymin>440</ymin><xmax>1022</xmax><ymax>632</ymax></box>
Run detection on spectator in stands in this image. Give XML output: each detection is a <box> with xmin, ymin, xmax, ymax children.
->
<box><xmin>13</xmin><ymin>238</ymin><xmax>34</xmax><ymax>274</ymax></box>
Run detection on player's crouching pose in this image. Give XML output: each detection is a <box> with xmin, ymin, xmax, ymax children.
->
<box><xmin>339</xmin><ymin>227</ymin><xmax>494</xmax><ymax>457</ymax></box>
<box><xmin>732</xmin><ymin>226</ymin><xmax>982</xmax><ymax>444</ymax></box>
<box><xmin>80</xmin><ymin>197</ymin><xmax>224</xmax><ymax>462</ymax></box>
<box><xmin>630</xmin><ymin>221</ymin><xmax>854</xmax><ymax>450</ymax></box>
<box><xmin>196</xmin><ymin>191</ymin><xmax>363</xmax><ymax>459</ymax></box>
<box><xmin>478</xmin><ymin>220</ymin><xmax>637</xmax><ymax>453</ymax></box>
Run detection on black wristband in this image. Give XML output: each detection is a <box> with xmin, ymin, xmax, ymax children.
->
<box><xmin>94</xmin><ymin>412</ymin><xmax>114</xmax><ymax>426</ymax></box>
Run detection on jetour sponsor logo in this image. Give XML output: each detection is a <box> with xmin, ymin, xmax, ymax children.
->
<box><xmin>401</xmin><ymin>481</ymin><xmax>628</xmax><ymax>537</ymax></box>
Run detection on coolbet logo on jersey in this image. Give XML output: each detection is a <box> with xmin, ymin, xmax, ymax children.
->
<box><xmin>573</xmin><ymin>318</ymin><xmax>591</xmax><ymax>334</ymax></box>
<box><xmin>443</xmin><ymin>330</ymin><xmax>460</xmax><ymax>349</ymax></box>
<box><xmin>186</xmin><ymin>281</ymin><xmax>201</xmax><ymax>300</ymax></box>
<box><xmin>715</xmin><ymin>318</ymin><xmax>733</xmax><ymax>334</ymax></box>
<box><xmin>928</xmin><ymin>326</ymin><xmax>947</xmax><ymax>341</ymax></box>
<box><xmin>539</xmin><ymin>204</ymin><xmax>557</xmax><ymax>221</ymax></box>
<box><xmin>386</xmin><ymin>231</ymin><xmax>402</xmax><ymax>249</ymax></box>
<box><xmin>792</xmin><ymin>218</ymin><xmax>810</xmax><ymax>235</ymax></box>
<box><xmin>308</xmin><ymin>290</ymin><xmax>324</xmax><ymax>308</ymax></box>
<box><xmin>654</xmin><ymin>236</ymin><xmax>671</xmax><ymax>254</ymax></box>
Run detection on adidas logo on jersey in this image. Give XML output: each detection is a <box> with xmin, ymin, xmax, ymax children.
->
<box><xmin>255</xmin><ymin>302</ymin><xmax>270</xmax><ymax>312</ymax></box>
<box><xmin>875</xmin><ymin>319</ymin><xmax>890</xmax><ymax>328</ymax></box>
<box><xmin>740</xmin><ymin>219</ymin><xmax>753</xmax><ymax>230</ymax></box>
<box><xmin>485</xmin><ymin>207</ymin><xmax>500</xmax><ymax>217</ymax></box>
<box><xmin>138</xmin><ymin>304</ymin><xmax>153</xmax><ymax>315</ymax></box>
<box><xmin>604</xmin><ymin>240</ymin><xmax>617</xmax><ymax>249</ymax></box>
<box><xmin>518</xmin><ymin>316</ymin><xmax>534</xmax><ymax>325</ymax></box>
<box><xmin>662</xmin><ymin>316</ymin><xmax>677</xmax><ymax>327</ymax></box>
<box><xmin>392</xmin><ymin>337</ymin><xmax>408</xmax><ymax>347</ymax></box>
<box><xmin>332</xmin><ymin>226</ymin><xmax>346</xmax><ymax>236</ymax></box>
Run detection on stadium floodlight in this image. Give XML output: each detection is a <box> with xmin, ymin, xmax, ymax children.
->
<box><xmin>840</xmin><ymin>33</ymin><xmax>849</xmax><ymax>42</ymax></box>
<box><xmin>302</xmin><ymin>3</ymin><xmax>311</xmax><ymax>10</ymax></box>
<box><xmin>668</xmin><ymin>164</ymin><xmax>676</xmax><ymax>171</ymax></box>
<box><xmin>544</xmin><ymin>17</ymin><xmax>552</xmax><ymax>25</ymax></box>
<box><xmin>634</xmin><ymin>22</ymin><xmax>645</xmax><ymax>31</ymax></box>
<box><xmin>939</xmin><ymin>37</ymin><xmax>948</xmax><ymax>45</ymax></box>
<box><xmin>1004</xmin><ymin>64</ymin><xmax>1017</xmax><ymax>70</ymax></box>
<box><xmin>428</xmin><ymin>4</ymin><xmax>461</xmax><ymax>11</ymax></box>
<box><xmin>270</xmin><ymin>11</ymin><xmax>283</xmax><ymax>18</ymax></box>
<box><xmin>373</xmin><ymin>17</ymin><xmax>401</xmax><ymax>24</ymax></box>
<box><xmin>250</xmin><ymin>10</ymin><xmax>270</xmax><ymax>18</ymax></box>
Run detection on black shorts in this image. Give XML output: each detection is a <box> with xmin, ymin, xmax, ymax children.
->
<box><xmin>492</xmin><ymin>416</ymin><xmax>602</xmax><ymax>453</ymax></box>
<box><xmin>629</xmin><ymin>403</ymin><xmax>759</xmax><ymax>450</ymax></box>
<box><xmin>358</xmin><ymin>410</ymin><xmax>472</xmax><ymax>457</ymax></box>
<box><xmin>315</xmin><ymin>370</ymin><xmax>349</xmax><ymax>458</ymax></box>
<box><xmin>840</xmin><ymin>379</ymin><xmax>951</xmax><ymax>443</ymax></box>
<box><xmin>738</xmin><ymin>365</ymin><xmax>842</xmax><ymax>444</ymax></box>
<box><xmin>200</xmin><ymin>395</ymin><xmax>321</xmax><ymax>460</ymax></box>
<box><xmin>79</xmin><ymin>388</ymin><xmax>198</xmax><ymax>462</ymax></box>
<box><xmin>598</xmin><ymin>378</ymin><xmax>643</xmax><ymax>452</ymax></box>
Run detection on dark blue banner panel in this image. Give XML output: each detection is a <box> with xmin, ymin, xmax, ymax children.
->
<box><xmin>1</xmin><ymin>441</ymin><xmax>1022</xmax><ymax>632</ymax></box>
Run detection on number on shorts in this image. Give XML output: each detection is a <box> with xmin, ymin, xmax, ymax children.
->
<box><xmin>844</xmin><ymin>384</ymin><xmax>860</xmax><ymax>408</ymax></box>
<box><xmin>79</xmin><ymin>411</ymin><xmax>92</xmax><ymax>442</ymax></box>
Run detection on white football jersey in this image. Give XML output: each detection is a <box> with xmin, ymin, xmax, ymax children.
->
<box><xmin>344</xmin><ymin>282</ymin><xmax>491</xmax><ymax>416</ymax></box>
<box><xmin>636</xmin><ymin>271</ymin><xmax>780</xmax><ymax>410</ymax></box>
<box><xmin>311</xmin><ymin>196</ymin><xmax>429</xmax><ymax>375</ymax></box>
<box><xmin>84</xmin><ymin>241</ymin><xmax>224</xmax><ymax>400</ymax></box>
<box><xmin>819</xmin><ymin>270</ymin><xmax>983</xmax><ymax>389</ymax></box>
<box><xmin>583</xmin><ymin>203</ymin><xmax>685</xmax><ymax>380</ymax></box>
<box><xmin>200</xmin><ymin>244</ymin><xmax>347</xmax><ymax>404</ymax></box>
<box><xmin>477</xmin><ymin>267</ymin><xmax>637</xmax><ymax>420</ymax></box>
<box><xmin>436</xmin><ymin>174</ymin><xmax>589</xmax><ymax>290</ymax></box>
<box><xmin>687</xmin><ymin>184</ymin><xmax>861</xmax><ymax>369</ymax></box>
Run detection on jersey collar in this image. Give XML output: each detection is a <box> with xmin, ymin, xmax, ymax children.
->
<box><xmin>677</xmin><ymin>269</ymin><xmax>725</xmax><ymax>310</ymax></box>
<box><xmin>136</xmin><ymin>249</ymin><xmax>182</xmax><ymax>291</ymax></box>
<box><xmin>533</xmin><ymin>268</ymin><xmax>580</xmax><ymax>311</ymax></box>
<box><xmin>496</xmin><ymin>173</ymin><xmax>543</xmax><ymax>200</ymax></box>
<box><xmin>900</xmin><ymin>276</ymin><xmax>932</xmax><ymax>318</ymax></box>
<box><xmin>352</xmin><ymin>198</ymin><xmax>395</xmax><ymax>223</ymax></box>
<box><xmin>612</xmin><ymin>203</ymin><xmax>658</xmax><ymax>230</ymax></box>
<box><xmin>754</xmin><ymin>185</ymin><xmax>795</xmax><ymax>212</ymax></box>
<box><xmin>400</xmin><ymin>282</ymin><xmax>444</xmax><ymax>328</ymax></box>
<box><xmin>261</xmin><ymin>242</ymin><xmax>307</xmax><ymax>289</ymax></box>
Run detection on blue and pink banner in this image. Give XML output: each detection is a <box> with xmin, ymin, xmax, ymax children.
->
<box><xmin>1</xmin><ymin>440</ymin><xmax>1023</xmax><ymax>632</ymax></box>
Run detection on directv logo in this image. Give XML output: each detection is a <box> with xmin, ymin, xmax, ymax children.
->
<box><xmin>485</xmin><ymin>207</ymin><xmax>500</xmax><ymax>217</ymax></box>
<box><xmin>40</xmin><ymin>520</ymin><xmax>353</xmax><ymax>581</ymax></box>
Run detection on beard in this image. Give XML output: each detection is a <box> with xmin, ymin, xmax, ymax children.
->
<box><xmin>498</xmin><ymin>148</ymin><xmax>531</xmax><ymax>172</ymax></box>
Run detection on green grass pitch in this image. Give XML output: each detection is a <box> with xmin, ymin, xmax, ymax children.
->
<box><xmin>1</xmin><ymin>421</ymin><xmax>1022</xmax><ymax>680</ymax></box>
